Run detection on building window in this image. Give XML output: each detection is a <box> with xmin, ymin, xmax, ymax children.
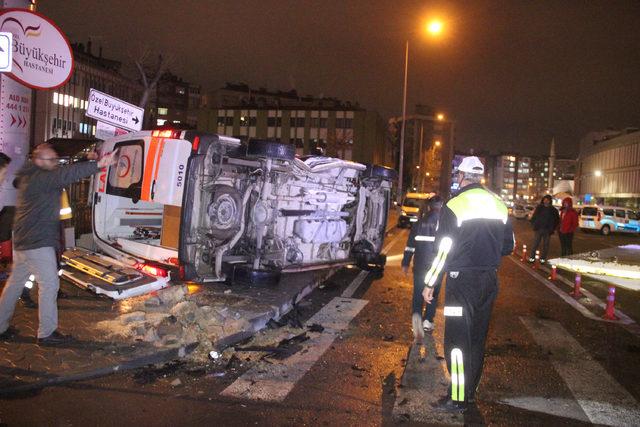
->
<box><xmin>319</xmin><ymin>118</ymin><xmax>327</xmax><ymax>128</ymax></box>
<box><xmin>344</xmin><ymin>118</ymin><xmax>353</xmax><ymax>129</ymax></box>
<box><xmin>267</xmin><ymin>117</ymin><xmax>282</xmax><ymax>127</ymax></box>
<box><xmin>158</xmin><ymin>107</ymin><xmax>168</xmax><ymax>115</ymax></box>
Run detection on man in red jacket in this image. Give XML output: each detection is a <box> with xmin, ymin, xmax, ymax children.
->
<box><xmin>558</xmin><ymin>197</ymin><xmax>579</xmax><ymax>256</ymax></box>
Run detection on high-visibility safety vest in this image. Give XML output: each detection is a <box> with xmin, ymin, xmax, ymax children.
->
<box><xmin>424</xmin><ymin>183</ymin><xmax>514</xmax><ymax>287</ymax></box>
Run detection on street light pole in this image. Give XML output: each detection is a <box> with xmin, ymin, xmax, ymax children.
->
<box><xmin>397</xmin><ymin>40</ymin><xmax>409</xmax><ymax>205</ymax></box>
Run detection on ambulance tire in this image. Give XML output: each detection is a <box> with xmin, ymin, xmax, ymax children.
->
<box><xmin>355</xmin><ymin>252</ymin><xmax>386</xmax><ymax>273</ymax></box>
<box><xmin>227</xmin><ymin>263</ymin><xmax>281</xmax><ymax>287</ymax></box>
<box><xmin>363</xmin><ymin>164</ymin><xmax>397</xmax><ymax>181</ymax></box>
<box><xmin>247</xmin><ymin>139</ymin><xmax>295</xmax><ymax>161</ymax></box>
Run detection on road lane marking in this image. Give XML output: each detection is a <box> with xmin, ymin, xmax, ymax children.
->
<box><xmin>341</xmin><ymin>270</ymin><xmax>368</xmax><ymax>298</ymax></box>
<box><xmin>382</xmin><ymin>229</ymin><xmax>407</xmax><ymax>255</ymax></box>
<box><xmin>508</xmin><ymin>256</ymin><xmax>601</xmax><ymax>321</ymax></box>
<box><xmin>520</xmin><ymin>316</ymin><xmax>640</xmax><ymax>426</ymax></box>
<box><xmin>499</xmin><ymin>397</ymin><xmax>590</xmax><ymax>423</ymax></box>
<box><xmin>507</xmin><ymin>256</ymin><xmax>639</xmax><ymax>336</ymax></box>
<box><xmin>221</xmin><ymin>297</ymin><xmax>368</xmax><ymax>402</ymax></box>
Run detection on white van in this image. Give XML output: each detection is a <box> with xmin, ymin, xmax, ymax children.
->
<box><xmin>61</xmin><ymin>130</ymin><xmax>396</xmax><ymax>298</ymax></box>
<box><xmin>579</xmin><ymin>205</ymin><xmax>640</xmax><ymax>235</ymax></box>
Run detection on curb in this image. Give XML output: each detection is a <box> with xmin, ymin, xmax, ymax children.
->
<box><xmin>0</xmin><ymin>343</ymin><xmax>198</xmax><ymax>397</ymax></box>
<box><xmin>0</xmin><ymin>269</ymin><xmax>329</xmax><ymax>397</ymax></box>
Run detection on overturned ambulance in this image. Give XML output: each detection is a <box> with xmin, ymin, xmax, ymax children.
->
<box><xmin>61</xmin><ymin>130</ymin><xmax>395</xmax><ymax>299</ymax></box>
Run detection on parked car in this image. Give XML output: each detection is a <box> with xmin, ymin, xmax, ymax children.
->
<box><xmin>60</xmin><ymin>130</ymin><xmax>396</xmax><ymax>298</ymax></box>
<box><xmin>579</xmin><ymin>205</ymin><xmax>640</xmax><ymax>235</ymax></box>
<box><xmin>397</xmin><ymin>192</ymin><xmax>432</xmax><ymax>228</ymax></box>
<box><xmin>512</xmin><ymin>204</ymin><xmax>535</xmax><ymax>220</ymax></box>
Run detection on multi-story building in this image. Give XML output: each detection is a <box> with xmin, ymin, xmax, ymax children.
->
<box><xmin>388</xmin><ymin>105</ymin><xmax>455</xmax><ymax>197</ymax></box>
<box><xmin>575</xmin><ymin>128</ymin><xmax>640</xmax><ymax>208</ymax></box>
<box><xmin>489</xmin><ymin>154</ymin><xmax>531</xmax><ymax>203</ymax></box>
<box><xmin>33</xmin><ymin>41</ymin><xmax>142</xmax><ymax>144</ymax></box>
<box><xmin>152</xmin><ymin>71</ymin><xmax>201</xmax><ymax>129</ymax></box>
<box><xmin>198</xmin><ymin>84</ymin><xmax>387</xmax><ymax>166</ymax></box>
<box><xmin>528</xmin><ymin>157</ymin><xmax>576</xmax><ymax>199</ymax></box>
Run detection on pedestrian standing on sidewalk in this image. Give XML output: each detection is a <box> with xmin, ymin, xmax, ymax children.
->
<box><xmin>402</xmin><ymin>195</ymin><xmax>443</xmax><ymax>340</ymax></box>
<box><xmin>0</xmin><ymin>152</ymin><xmax>10</xmax><ymax>212</ymax></box>
<box><xmin>558</xmin><ymin>197</ymin><xmax>578</xmax><ymax>256</ymax></box>
<box><xmin>0</xmin><ymin>143</ymin><xmax>118</xmax><ymax>345</ymax></box>
<box><xmin>422</xmin><ymin>156</ymin><xmax>514</xmax><ymax>412</ymax></box>
<box><xmin>528</xmin><ymin>194</ymin><xmax>559</xmax><ymax>264</ymax></box>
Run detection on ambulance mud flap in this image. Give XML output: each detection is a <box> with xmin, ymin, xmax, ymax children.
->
<box><xmin>60</xmin><ymin>248</ymin><xmax>170</xmax><ymax>300</ymax></box>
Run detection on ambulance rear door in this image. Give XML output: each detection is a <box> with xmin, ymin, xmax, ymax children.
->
<box><xmin>140</xmin><ymin>136</ymin><xmax>191</xmax><ymax>206</ymax></box>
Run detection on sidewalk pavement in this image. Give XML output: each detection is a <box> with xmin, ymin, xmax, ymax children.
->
<box><xmin>0</xmin><ymin>267</ymin><xmax>334</xmax><ymax>396</ymax></box>
<box><xmin>0</xmin><ymin>208</ymin><xmax>399</xmax><ymax>396</ymax></box>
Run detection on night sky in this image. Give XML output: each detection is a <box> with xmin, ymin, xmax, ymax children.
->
<box><xmin>38</xmin><ymin>0</ymin><xmax>640</xmax><ymax>158</ymax></box>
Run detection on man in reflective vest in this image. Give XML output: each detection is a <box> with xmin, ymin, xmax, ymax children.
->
<box><xmin>423</xmin><ymin>156</ymin><xmax>514</xmax><ymax>412</ymax></box>
<box><xmin>402</xmin><ymin>195</ymin><xmax>443</xmax><ymax>340</ymax></box>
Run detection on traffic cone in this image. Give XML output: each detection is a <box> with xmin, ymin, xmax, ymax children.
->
<box><xmin>570</xmin><ymin>273</ymin><xmax>582</xmax><ymax>298</ymax></box>
<box><xmin>521</xmin><ymin>244</ymin><xmax>527</xmax><ymax>262</ymax></box>
<box><xmin>603</xmin><ymin>285</ymin><xmax>619</xmax><ymax>321</ymax></box>
<box><xmin>533</xmin><ymin>250</ymin><xmax>540</xmax><ymax>269</ymax></box>
<box><xmin>549</xmin><ymin>265</ymin><xmax>557</xmax><ymax>281</ymax></box>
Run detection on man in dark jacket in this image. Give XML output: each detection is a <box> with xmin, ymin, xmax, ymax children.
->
<box><xmin>0</xmin><ymin>143</ymin><xmax>117</xmax><ymax>344</ymax></box>
<box><xmin>528</xmin><ymin>194</ymin><xmax>560</xmax><ymax>263</ymax></box>
<box><xmin>423</xmin><ymin>156</ymin><xmax>514</xmax><ymax>412</ymax></box>
<box><xmin>402</xmin><ymin>195</ymin><xmax>443</xmax><ymax>339</ymax></box>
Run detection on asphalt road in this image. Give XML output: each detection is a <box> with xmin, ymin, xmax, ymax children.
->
<box><xmin>1</xmin><ymin>223</ymin><xmax>639</xmax><ymax>426</ymax></box>
<box><xmin>511</xmin><ymin>217</ymin><xmax>640</xmax><ymax>322</ymax></box>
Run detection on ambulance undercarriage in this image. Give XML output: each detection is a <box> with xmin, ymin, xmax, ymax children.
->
<box><xmin>61</xmin><ymin>131</ymin><xmax>394</xmax><ymax>297</ymax></box>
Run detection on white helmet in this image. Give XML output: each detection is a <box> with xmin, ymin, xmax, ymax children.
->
<box><xmin>457</xmin><ymin>156</ymin><xmax>484</xmax><ymax>174</ymax></box>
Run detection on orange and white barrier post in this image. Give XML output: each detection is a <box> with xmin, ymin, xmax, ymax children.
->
<box><xmin>549</xmin><ymin>265</ymin><xmax>557</xmax><ymax>281</ymax></box>
<box><xmin>570</xmin><ymin>273</ymin><xmax>582</xmax><ymax>298</ymax></box>
<box><xmin>521</xmin><ymin>244</ymin><xmax>527</xmax><ymax>262</ymax></box>
<box><xmin>533</xmin><ymin>250</ymin><xmax>540</xmax><ymax>269</ymax></box>
<box><xmin>603</xmin><ymin>285</ymin><xmax>619</xmax><ymax>321</ymax></box>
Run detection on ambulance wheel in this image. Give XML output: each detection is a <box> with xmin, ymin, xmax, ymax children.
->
<box><xmin>363</xmin><ymin>164</ymin><xmax>397</xmax><ymax>181</ymax></box>
<box><xmin>600</xmin><ymin>224</ymin><xmax>611</xmax><ymax>236</ymax></box>
<box><xmin>247</xmin><ymin>139</ymin><xmax>295</xmax><ymax>161</ymax></box>
<box><xmin>226</xmin><ymin>263</ymin><xmax>281</xmax><ymax>287</ymax></box>
<box><xmin>355</xmin><ymin>252</ymin><xmax>386</xmax><ymax>273</ymax></box>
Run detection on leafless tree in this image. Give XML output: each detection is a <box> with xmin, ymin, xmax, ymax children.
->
<box><xmin>133</xmin><ymin>48</ymin><xmax>172</xmax><ymax>110</ymax></box>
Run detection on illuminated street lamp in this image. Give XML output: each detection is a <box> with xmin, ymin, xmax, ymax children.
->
<box><xmin>397</xmin><ymin>18</ymin><xmax>445</xmax><ymax>204</ymax></box>
<box><xmin>594</xmin><ymin>170</ymin><xmax>602</xmax><ymax>177</ymax></box>
<box><xmin>434</xmin><ymin>140</ymin><xmax>441</xmax><ymax>147</ymax></box>
<box><xmin>436</xmin><ymin>113</ymin><xmax>445</xmax><ymax>121</ymax></box>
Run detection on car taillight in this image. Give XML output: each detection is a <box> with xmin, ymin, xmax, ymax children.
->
<box><xmin>136</xmin><ymin>263</ymin><xmax>169</xmax><ymax>277</ymax></box>
<box><xmin>192</xmin><ymin>136</ymin><xmax>200</xmax><ymax>151</ymax></box>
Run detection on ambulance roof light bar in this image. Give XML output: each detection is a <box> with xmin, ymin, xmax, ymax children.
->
<box><xmin>152</xmin><ymin>129</ymin><xmax>182</xmax><ymax>138</ymax></box>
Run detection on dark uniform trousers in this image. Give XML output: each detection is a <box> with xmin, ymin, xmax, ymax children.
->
<box><xmin>413</xmin><ymin>268</ymin><xmax>442</xmax><ymax>321</ymax></box>
<box><xmin>444</xmin><ymin>269</ymin><xmax>498</xmax><ymax>402</ymax></box>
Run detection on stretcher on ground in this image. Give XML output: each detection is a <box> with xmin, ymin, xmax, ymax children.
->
<box><xmin>60</xmin><ymin>247</ymin><xmax>170</xmax><ymax>299</ymax></box>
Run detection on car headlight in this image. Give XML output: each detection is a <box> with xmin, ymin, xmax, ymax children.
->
<box><xmin>401</xmin><ymin>210</ymin><xmax>407</xmax><ymax>216</ymax></box>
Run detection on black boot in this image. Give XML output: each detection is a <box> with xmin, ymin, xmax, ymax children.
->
<box><xmin>20</xmin><ymin>289</ymin><xmax>37</xmax><ymax>309</ymax></box>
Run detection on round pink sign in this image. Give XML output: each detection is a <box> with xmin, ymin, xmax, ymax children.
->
<box><xmin>0</xmin><ymin>8</ymin><xmax>73</xmax><ymax>90</ymax></box>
